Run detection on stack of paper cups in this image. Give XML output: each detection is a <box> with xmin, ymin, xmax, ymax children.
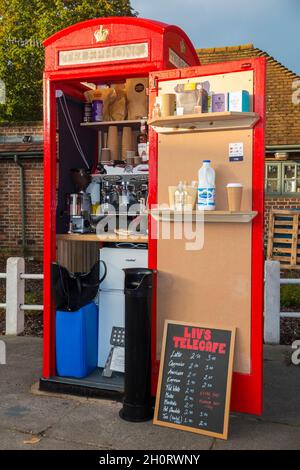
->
<box><xmin>107</xmin><ymin>126</ymin><xmax>119</xmax><ymax>161</ymax></box>
<box><xmin>122</xmin><ymin>127</ymin><xmax>133</xmax><ymax>161</ymax></box>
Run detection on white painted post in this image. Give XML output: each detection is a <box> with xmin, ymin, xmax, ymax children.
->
<box><xmin>5</xmin><ymin>257</ymin><xmax>25</xmax><ymax>335</ymax></box>
<box><xmin>264</xmin><ymin>260</ymin><xmax>281</xmax><ymax>344</ymax></box>
<box><xmin>0</xmin><ymin>340</ymin><xmax>6</xmax><ymax>364</ymax></box>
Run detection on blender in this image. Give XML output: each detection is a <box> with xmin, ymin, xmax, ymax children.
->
<box><xmin>68</xmin><ymin>168</ymin><xmax>92</xmax><ymax>234</ymax></box>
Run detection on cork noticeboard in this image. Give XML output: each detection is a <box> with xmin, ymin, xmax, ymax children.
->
<box><xmin>156</xmin><ymin>71</ymin><xmax>254</xmax><ymax>375</ymax></box>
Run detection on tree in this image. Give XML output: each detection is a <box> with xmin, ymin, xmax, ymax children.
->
<box><xmin>0</xmin><ymin>0</ymin><xmax>135</xmax><ymax>122</ymax></box>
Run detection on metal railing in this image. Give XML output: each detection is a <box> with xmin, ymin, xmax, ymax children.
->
<box><xmin>0</xmin><ymin>258</ymin><xmax>43</xmax><ymax>335</ymax></box>
<box><xmin>264</xmin><ymin>260</ymin><xmax>300</xmax><ymax>344</ymax></box>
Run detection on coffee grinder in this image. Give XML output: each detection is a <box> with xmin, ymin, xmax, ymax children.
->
<box><xmin>69</xmin><ymin>168</ymin><xmax>92</xmax><ymax>233</ymax></box>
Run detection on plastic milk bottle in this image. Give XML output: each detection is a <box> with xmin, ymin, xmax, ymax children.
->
<box><xmin>198</xmin><ymin>160</ymin><xmax>216</xmax><ymax>210</ymax></box>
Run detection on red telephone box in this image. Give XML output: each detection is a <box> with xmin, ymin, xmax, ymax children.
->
<box><xmin>41</xmin><ymin>16</ymin><xmax>265</xmax><ymax>416</ymax></box>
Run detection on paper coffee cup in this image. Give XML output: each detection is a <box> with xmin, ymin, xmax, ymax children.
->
<box><xmin>226</xmin><ymin>183</ymin><xmax>243</xmax><ymax>211</ymax></box>
<box><xmin>161</xmin><ymin>94</ymin><xmax>176</xmax><ymax>117</ymax></box>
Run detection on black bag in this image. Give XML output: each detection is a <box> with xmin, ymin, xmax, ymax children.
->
<box><xmin>51</xmin><ymin>261</ymin><xmax>107</xmax><ymax>312</ymax></box>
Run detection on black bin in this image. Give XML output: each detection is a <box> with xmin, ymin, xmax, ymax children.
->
<box><xmin>119</xmin><ymin>268</ymin><xmax>155</xmax><ymax>422</ymax></box>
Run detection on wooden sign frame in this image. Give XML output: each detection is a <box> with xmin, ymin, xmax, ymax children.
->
<box><xmin>153</xmin><ymin>320</ymin><xmax>236</xmax><ymax>440</ymax></box>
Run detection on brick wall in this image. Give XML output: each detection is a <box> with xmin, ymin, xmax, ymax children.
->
<box><xmin>0</xmin><ymin>158</ymin><xmax>44</xmax><ymax>256</ymax></box>
<box><xmin>197</xmin><ymin>45</ymin><xmax>300</xmax><ymax>242</ymax></box>
<box><xmin>0</xmin><ymin>122</ymin><xmax>43</xmax><ymax>137</ymax></box>
<box><xmin>0</xmin><ymin>122</ymin><xmax>43</xmax><ymax>257</ymax></box>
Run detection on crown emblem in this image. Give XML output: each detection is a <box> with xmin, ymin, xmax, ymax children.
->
<box><xmin>94</xmin><ymin>25</ymin><xmax>109</xmax><ymax>43</ymax></box>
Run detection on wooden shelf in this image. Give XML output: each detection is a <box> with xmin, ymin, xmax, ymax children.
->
<box><xmin>80</xmin><ymin>119</ymin><xmax>143</xmax><ymax>131</ymax></box>
<box><xmin>149</xmin><ymin>209</ymin><xmax>258</xmax><ymax>223</ymax></box>
<box><xmin>57</xmin><ymin>233</ymin><xmax>148</xmax><ymax>243</ymax></box>
<box><xmin>149</xmin><ymin>112</ymin><xmax>260</xmax><ymax>134</ymax></box>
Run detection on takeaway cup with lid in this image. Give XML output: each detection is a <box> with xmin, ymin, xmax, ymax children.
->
<box><xmin>226</xmin><ymin>183</ymin><xmax>243</xmax><ymax>211</ymax></box>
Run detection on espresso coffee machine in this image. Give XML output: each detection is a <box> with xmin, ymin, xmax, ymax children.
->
<box><xmin>99</xmin><ymin>176</ymin><xmax>148</xmax><ymax>215</ymax></box>
<box><xmin>69</xmin><ymin>168</ymin><xmax>92</xmax><ymax>234</ymax></box>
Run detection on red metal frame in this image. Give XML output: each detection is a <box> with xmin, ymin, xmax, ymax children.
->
<box><xmin>236</xmin><ymin>58</ymin><xmax>266</xmax><ymax>415</ymax></box>
<box><xmin>43</xmin><ymin>18</ymin><xmax>265</xmax><ymax>415</ymax></box>
<box><xmin>149</xmin><ymin>58</ymin><xmax>266</xmax><ymax>415</ymax></box>
<box><xmin>44</xmin><ymin>17</ymin><xmax>199</xmax><ymax>76</ymax></box>
<box><xmin>43</xmin><ymin>75</ymin><xmax>57</xmax><ymax>377</ymax></box>
<box><xmin>42</xmin><ymin>18</ymin><xmax>199</xmax><ymax>380</ymax></box>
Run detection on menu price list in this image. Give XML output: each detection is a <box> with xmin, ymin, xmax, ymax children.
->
<box><xmin>156</xmin><ymin>323</ymin><xmax>233</xmax><ymax>436</ymax></box>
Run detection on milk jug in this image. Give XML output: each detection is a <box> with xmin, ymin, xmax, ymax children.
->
<box><xmin>198</xmin><ymin>160</ymin><xmax>216</xmax><ymax>210</ymax></box>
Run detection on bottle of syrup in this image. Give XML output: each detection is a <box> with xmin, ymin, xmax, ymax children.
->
<box><xmin>137</xmin><ymin>119</ymin><xmax>148</xmax><ymax>163</ymax></box>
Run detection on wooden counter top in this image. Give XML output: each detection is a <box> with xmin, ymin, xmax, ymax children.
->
<box><xmin>56</xmin><ymin>233</ymin><xmax>148</xmax><ymax>243</ymax></box>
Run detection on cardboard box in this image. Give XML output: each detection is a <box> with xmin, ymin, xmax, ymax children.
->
<box><xmin>212</xmin><ymin>93</ymin><xmax>227</xmax><ymax>112</ymax></box>
<box><xmin>228</xmin><ymin>90</ymin><xmax>250</xmax><ymax>112</ymax></box>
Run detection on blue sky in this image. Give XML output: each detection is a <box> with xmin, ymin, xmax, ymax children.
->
<box><xmin>131</xmin><ymin>0</ymin><xmax>300</xmax><ymax>75</ymax></box>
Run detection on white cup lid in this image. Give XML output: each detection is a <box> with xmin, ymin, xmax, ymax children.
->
<box><xmin>227</xmin><ymin>183</ymin><xmax>243</xmax><ymax>188</ymax></box>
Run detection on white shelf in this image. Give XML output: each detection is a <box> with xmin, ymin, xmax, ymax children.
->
<box><xmin>149</xmin><ymin>112</ymin><xmax>260</xmax><ymax>134</ymax></box>
<box><xmin>149</xmin><ymin>209</ymin><xmax>258</xmax><ymax>223</ymax></box>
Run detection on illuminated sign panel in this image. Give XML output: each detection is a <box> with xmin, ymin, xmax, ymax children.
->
<box><xmin>58</xmin><ymin>43</ymin><xmax>149</xmax><ymax>67</ymax></box>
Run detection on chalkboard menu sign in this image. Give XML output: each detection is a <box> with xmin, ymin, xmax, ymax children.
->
<box><xmin>153</xmin><ymin>321</ymin><xmax>236</xmax><ymax>440</ymax></box>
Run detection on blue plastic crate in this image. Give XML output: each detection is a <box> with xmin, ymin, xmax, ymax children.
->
<box><xmin>56</xmin><ymin>302</ymin><xmax>98</xmax><ymax>378</ymax></box>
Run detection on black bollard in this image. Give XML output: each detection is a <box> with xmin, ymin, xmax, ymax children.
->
<box><xmin>119</xmin><ymin>268</ymin><xmax>155</xmax><ymax>422</ymax></box>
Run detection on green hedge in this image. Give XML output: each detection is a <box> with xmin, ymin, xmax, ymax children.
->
<box><xmin>281</xmin><ymin>284</ymin><xmax>300</xmax><ymax>308</ymax></box>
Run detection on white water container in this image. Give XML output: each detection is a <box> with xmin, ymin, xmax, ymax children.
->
<box><xmin>198</xmin><ymin>160</ymin><xmax>216</xmax><ymax>211</ymax></box>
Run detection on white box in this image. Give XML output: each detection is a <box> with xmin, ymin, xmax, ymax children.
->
<box><xmin>228</xmin><ymin>90</ymin><xmax>250</xmax><ymax>112</ymax></box>
<box><xmin>100</xmin><ymin>248</ymin><xmax>148</xmax><ymax>291</ymax></box>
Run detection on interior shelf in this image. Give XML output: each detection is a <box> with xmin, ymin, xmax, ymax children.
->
<box><xmin>80</xmin><ymin>119</ymin><xmax>144</xmax><ymax>131</ymax></box>
<box><xmin>149</xmin><ymin>208</ymin><xmax>258</xmax><ymax>223</ymax></box>
<box><xmin>148</xmin><ymin>111</ymin><xmax>260</xmax><ymax>133</ymax></box>
<box><xmin>57</xmin><ymin>233</ymin><xmax>148</xmax><ymax>243</ymax></box>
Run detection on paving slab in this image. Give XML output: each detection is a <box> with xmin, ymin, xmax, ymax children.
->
<box><xmin>0</xmin><ymin>337</ymin><xmax>42</xmax><ymax>394</ymax></box>
<box><xmin>264</xmin><ymin>344</ymin><xmax>291</xmax><ymax>363</ymax></box>
<box><xmin>214</xmin><ymin>414</ymin><xmax>300</xmax><ymax>450</ymax></box>
<box><xmin>46</xmin><ymin>399</ymin><xmax>213</xmax><ymax>450</ymax></box>
<box><xmin>0</xmin><ymin>392</ymin><xmax>79</xmax><ymax>435</ymax></box>
<box><xmin>0</xmin><ymin>425</ymin><xmax>99</xmax><ymax>450</ymax></box>
<box><xmin>34</xmin><ymin>437</ymin><xmax>100</xmax><ymax>450</ymax></box>
<box><xmin>263</xmin><ymin>345</ymin><xmax>300</xmax><ymax>425</ymax></box>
